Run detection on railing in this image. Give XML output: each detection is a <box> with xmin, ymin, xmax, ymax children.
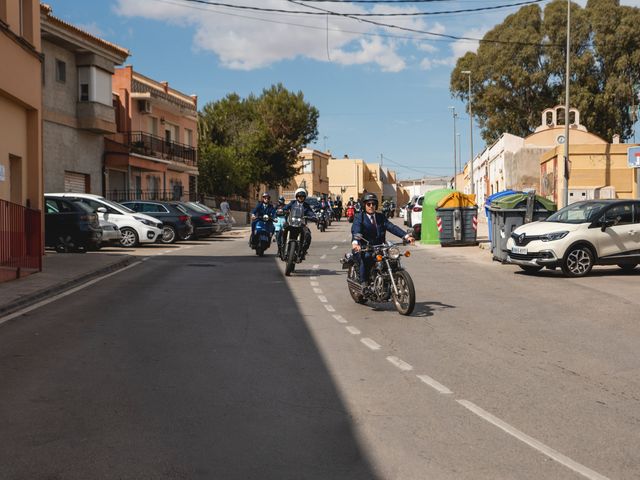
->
<box><xmin>125</xmin><ymin>131</ymin><xmax>197</xmax><ymax>166</ymax></box>
<box><xmin>106</xmin><ymin>189</ymin><xmax>197</xmax><ymax>203</ymax></box>
<box><xmin>0</xmin><ymin>199</ymin><xmax>42</xmax><ymax>283</ymax></box>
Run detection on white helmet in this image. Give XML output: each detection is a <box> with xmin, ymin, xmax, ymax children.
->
<box><xmin>294</xmin><ymin>187</ymin><xmax>307</xmax><ymax>199</ymax></box>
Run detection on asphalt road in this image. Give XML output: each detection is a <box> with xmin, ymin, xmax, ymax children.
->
<box><xmin>1</xmin><ymin>220</ymin><xmax>639</xmax><ymax>479</ymax></box>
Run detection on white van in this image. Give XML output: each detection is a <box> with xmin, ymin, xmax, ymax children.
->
<box><xmin>45</xmin><ymin>193</ymin><xmax>163</xmax><ymax>247</ymax></box>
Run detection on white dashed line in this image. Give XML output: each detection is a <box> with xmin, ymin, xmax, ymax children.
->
<box><xmin>346</xmin><ymin>326</ymin><xmax>361</xmax><ymax>335</ymax></box>
<box><xmin>318</xmin><ymin>295</ymin><xmax>328</xmax><ymax>303</ymax></box>
<box><xmin>310</xmin><ymin>276</ymin><xmax>318</xmax><ymax>281</ymax></box>
<box><xmin>457</xmin><ymin>400</ymin><xmax>610</xmax><ymax>480</ymax></box>
<box><xmin>332</xmin><ymin>314</ymin><xmax>348</xmax><ymax>324</ymax></box>
<box><xmin>310</xmin><ymin>281</ymin><xmax>320</xmax><ymax>287</ymax></box>
<box><xmin>342</xmin><ymin>239</ymin><xmax>347</xmax><ymax>243</ymax></box>
<box><xmin>320</xmin><ymin>254</ymin><xmax>327</xmax><ymax>259</ymax></box>
<box><xmin>361</xmin><ymin>338</ymin><xmax>381</xmax><ymax>351</ymax></box>
<box><xmin>331</xmin><ymin>245</ymin><xmax>338</xmax><ymax>250</ymax></box>
<box><xmin>387</xmin><ymin>356</ymin><xmax>413</xmax><ymax>371</ymax></box>
<box><xmin>312</xmin><ymin>264</ymin><xmax>320</xmax><ymax>270</ymax></box>
<box><xmin>417</xmin><ymin>375</ymin><xmax>453</xmax><ymax>394</ymax></box>
<box><xmin>324</xmin><ymin>304</ymin><xmax>336</xmax><ymax>312</ymax></box>
<box><xmin>313</xmin><ymin>288</ymin><xmax>323</xmax><ymax>294</ymax></box>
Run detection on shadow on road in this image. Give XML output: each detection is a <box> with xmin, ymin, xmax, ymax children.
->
<box><xmin>0</xmin><ymin>254</ymin><xmax>379</xmax><ymax>480</ymax></box>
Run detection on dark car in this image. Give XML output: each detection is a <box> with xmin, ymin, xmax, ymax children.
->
<box><xmin>121</xmin><ymin>200</ymin><xmax>193</xmax><ymax>243</ymax></box>
<box><xmin>168</xmin><ymin>201</ymin><xmax>216</xmax><ymax>239</ymax></box>
<box><xmin>44</xmin><ymin>196</ymin><xmax>102</xmax><ymax>252</ymax></box>
<box><xmin>185</xmin><ymin>201</ymin><xmax>231</xmax><ymax>234</ymax></box>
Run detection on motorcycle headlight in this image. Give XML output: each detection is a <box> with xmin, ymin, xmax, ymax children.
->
<box><xmin>541</xmin><ymin>231</ymin><xmax>569</xmax><ymax>242</ymax></box>
<box><xmin>263</xmin><ymin>214</ymin><xmax>269</xmax><ymax>221</ymax></box>
<box><xmin>389</xmin><ymin>247</ymin><xmax>401</xmax><ymax>259</ymax></box>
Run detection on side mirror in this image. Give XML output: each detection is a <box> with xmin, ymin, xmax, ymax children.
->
<box><xmin>96</xmin><ymin>207</ymin><xmax>107</xmax><ymax>213</ymax></box>
<box><xmin>600</xmin><ymin>217</ymin><xmax>615</xmax><ymax>232</ymax></box>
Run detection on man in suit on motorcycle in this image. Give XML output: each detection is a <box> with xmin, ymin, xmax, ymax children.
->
<box><xmin>250</xmin><ymin>192</ymin><xmax>277</xmax><ymax>247</ymax></box>
<box><xmin>352</xmin><ymin>193</ymin><xmax>414</xmax><ymax>287</ymax></box>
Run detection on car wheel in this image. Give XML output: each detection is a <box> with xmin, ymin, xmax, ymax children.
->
<box><xmin>519</xmin><ymin>265</ymin><xmax>543</xmax><ymax>274</ymax></box>
<box><xmin>119</xmin><ymin>227</ymin><xmax>139</xmax><ymax>247</ymax></box>
<box><xmin>617</xmin><ymin>263</ymin><xmax>637</xmax><ymax>272</ymax></box>
<box><xmin>160</xmin><ymin>225</ymin><xmax>177</xmax><ymax>244</ymax></box>
<box><xmin>561</xmin><ymin>245</ymin><xmax>594</xmax><ymax>277</ymax></box>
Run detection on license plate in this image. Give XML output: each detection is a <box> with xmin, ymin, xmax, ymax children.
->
<box><xmin>511</xmin><ymin>246</ymin><xmax>527</xmax><ymax>255</ymax></box>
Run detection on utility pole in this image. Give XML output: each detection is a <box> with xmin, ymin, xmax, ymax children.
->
<box><xmin>562</xmin><ymin>0</ymin><xmax>571</xmax><ymax>208</ymax></box>
<box><xmin>449</xmin><ymin>106</ymin><xmax>458</xmax><ymax>190</ymax></box>
<box><xmin>461</xmin><ymin>70</ymin><xmax>474</xmax><ymax>195</ymax></box>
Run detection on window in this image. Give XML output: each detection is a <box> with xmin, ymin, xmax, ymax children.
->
<box><xmin>55</xmin><ymin>59</ymin><xmax>66</xmax><ymax>83</ymax></box>
<box><xmin>80</xmin><ymin>83</ymin><xmax>89</xmax><ymax>102</ymax></box>
<box><xmin>605</xmin><ymin>204</ymin><xmax>633</xmax><ymax>226</ymax></box>
<box><xmin>185</xmin><ymin>128</ymin><xmax>193</xmax><ymax>146</ymax></box>
<box><xmin>77</xmin><ymin>66</ymin><xmax>112</xmax><ymax>105</ymax></box>
<box><xmin>302</xmin><ymin>159</ymin><xmax>312</xmax><ymax>173</ymax></box>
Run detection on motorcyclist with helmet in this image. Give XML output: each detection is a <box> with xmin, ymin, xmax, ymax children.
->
<box><xmin>283</xmin><ymin>187</ymin><xmax>315</xmax><ymax>259</ymax></box>
<box><xmin>352</xmin><ymin>192</ymin><xmax>414</xmax><ymax>288</ymax></box>
<box><xmin>250</xmin><ymin>192</ymin><xmax>277</xmax><ymax>248</ymax></box>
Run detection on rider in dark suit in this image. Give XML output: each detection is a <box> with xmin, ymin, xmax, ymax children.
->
<box><xmin>351</xmin><ymin>193</ymin><xmax>414</xmax><ymax>286</ymax></box>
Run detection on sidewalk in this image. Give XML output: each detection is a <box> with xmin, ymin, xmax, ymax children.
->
<box><xmin>0</xmin><ymin>250</ymin><xmax>134</xmax><ymax>318</ymax></box>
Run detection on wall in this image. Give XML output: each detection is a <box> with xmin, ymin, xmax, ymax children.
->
<box><xmin>504</xmin><ymin>147</ymin><xmax>549</xmax><ymax>192</ymax></box>
<box><xmin>328</xmin><ymin>158</ymin><xmax>365</xmax><ymax>202</ymax></box>
<box><xmin>0</xmin><ymin>95</ymin><xmax>27</xmax><ymax>201</ymax></box>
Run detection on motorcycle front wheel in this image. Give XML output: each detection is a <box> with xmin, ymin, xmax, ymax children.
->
<box><xmin>285</xmin><ymin>241</ymin><xmax>297</xmax><ymax>276</ymax></box>
<box><xmin>392</xmin><ymin>270</ymin><xmax>415</xmax><ymax>315</ymax></box>
<box><xmin>347</xmin><ymin>265</ymin><xmax>367</xmax><ymax>304</ymax></box>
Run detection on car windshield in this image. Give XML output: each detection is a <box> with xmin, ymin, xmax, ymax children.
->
<box><xmin>545</xmin><ymin>201</ymin><xmax>609</xmax><ymax>224</ymax></box>
<box><xmin>97</xmin><ymin>197</ymin><xmax>135</xmax><ymax>213</ymax></box>
<box><xmin>187</xmin><ymin>202</ymin><xmax>213</xmax><ymax>213</ymax></box>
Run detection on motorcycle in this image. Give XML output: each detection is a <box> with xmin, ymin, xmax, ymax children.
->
<box><xmin>251</xmin><ymin>214</ymin><xmax>275</xmax><ymax>257</ymax></box>
<box><xmin>316</xmin><ymin>208</ymin><xmax>328</xmax><ymax>232</ymax></box>
<box><xmin>341</xmin><ymin>234</ymin><xmax>416</xmax><ymax>315</ymax></box>
<box><xmin>382</xmin><ymin>203</ymin><xmax>392</xmax><ymax>219</ymax></box>
<box><xmin>281</xmin><ymin>203</ymin><xmax>313</xmax><ymax>276</ymax></box>
<box><xmin>332</xmin><ymin>206</ymin><xmax>342</xmax><ymax>222</ymax></box>
<box><xmin>346</xmin><ymin>205</ymin><xmax>355</xmax><ymax>223</ymax></box>
<box><xmin>274</xmin><ymin>209</ymin><xmax>288</xmax><ymax>259</ymax></box>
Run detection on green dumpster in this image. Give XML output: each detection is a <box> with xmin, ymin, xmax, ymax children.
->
<box><xmin>435</xmin><ymin>192</ymin><xmax>478</xmax><ymax>246</ymax></box>
<box><xmin>419</xmin><ymin>188</ymin><xmax>454</xmax><ymax>244</ymax></box>
<box><xmin>488</xmin><ymin>192</ymin><xmax>557</xmax><ymax>262</ymax></box>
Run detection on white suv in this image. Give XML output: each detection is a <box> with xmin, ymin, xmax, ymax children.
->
<box><xmin>45</xmin><ymin>193</ymin><xmax>163</xmax><ymax>247</ymax></box>
<box><xmin>506</xmin><ymin>200</ymin><xmax>640</xmax><ymax>277</ymax></box>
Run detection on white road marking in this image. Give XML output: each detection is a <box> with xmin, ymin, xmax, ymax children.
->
<box><xmin>318</xmin><ymin>295</ymin><xmax>328</xmax><ymax>303</ymax></box>
<box><xmin>417</xmin><ymin>375</ymin><xmax>453</xmax><ymax>394</ymax></box>
<box><xmin>332</xmin><ymin>314</ymin><xmax>348</xmax><ymax>324</ymax></box>
<box><xmin>346</xmin><ymin>326</ymin><xmax>361</xmax><ymax>335</ymax></box>
<box><xmin>342</xmin><ymin>239</ymin><xmax>347</xmax><ymax>243</ymax></box>
<box><xmin>0</xmin><ymin>261</ymin><xmax>143</xmax><ymax>326</ymax></box>
<box><xmin>320</xmin><ymin>254</ymin><xmax>327</xmax><ymax>259</ymax></box>
<box><xmin>141</xmin><ymin>257</ymin><xmax>150</xmax><ymax>262</ymax></box>
<box><xmin>324</xmin><ymin>304</ymin><xmax>336</xmax><ymax>312</ymax></box>
<box><xmin>387</xmin><ymin>356</ymin><xmax>413</xmax><ymax>371</ymax></box>
<box><xmin>310</xmin><ymin>276</ymin><xmax>318</xmax><ymax>281</ymax></box>
<box><xmin>361</xmin><ymin>338</ymin><xmax>381</xmax><ymax>351</ymax></box>
<box><xmin>457</xmin><ymin>400</ymin><xmax>610</xmax><ymax>480</ymax></box>
<box><xmin>313</xmin><ymin>288</ymin><xmax>323</xmax><ymax>294</ymax></box>
<box><xmin>312</xmin><ymin>264</ymin><xmax>320</xmax><ymax>270</ymax></box>
<box><xmin>310</xmin><ymin>281</ymin><xmax>320</xmax><ymax>287</ymax></box>
<box><xmin>331</xmin><ymin>245</ymin><xmax>338</xmax><ymax>250</ymax></box>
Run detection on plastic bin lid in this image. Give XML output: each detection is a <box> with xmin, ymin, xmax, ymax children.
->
<box><xmin>484</xmin><ymin>189</ymin><xmax>519</xmax><ymax>207</ymax></box>
<box><xmin>436</xmin><ymin>191</ymin><xmax>477</xmax><ymax>209</ymax></box>
<box><xmin>489</xmin><ymin>193</ymin><xmax>556</xmax><ymax>211</ymax></box>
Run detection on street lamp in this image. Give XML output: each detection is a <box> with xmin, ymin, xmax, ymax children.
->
<box><xmin>562</xmin><ymin>0</ymin><xmax>571</xmax><ymax>208</ymax></box>
<box><xmin>461</xmin><ymin>70</ymin><xmax>474</xmax><ymax>195</ymax></box>
<box><xmin>448</xmin><ymin>106</ymin><xmax>458</xmax><ymax>190</ymax></box>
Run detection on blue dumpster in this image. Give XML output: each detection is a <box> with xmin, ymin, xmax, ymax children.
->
<box><xmin>484</xmin><ymin>190</ymin><xmax>519</xmax><ymax>248</ymax></box>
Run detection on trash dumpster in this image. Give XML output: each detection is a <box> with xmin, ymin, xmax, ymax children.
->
<box><xmin>484</xmin><ymin>190</ymin><xmax>519</xmax><ymax>247</ymax></box>
<box><xmin>420</xmin><ymin>188</ymin><xmax>454</xmax><ymax>244</ymax></box>
<box><xmin>488</xmin><ymin>191</ymin><xmax>557</xmax><ymax>262</ymax></box>
<box><xmin>435</xmin><ymin>192</ymin><xmax>478</xmax><ymax>246</ymax></box>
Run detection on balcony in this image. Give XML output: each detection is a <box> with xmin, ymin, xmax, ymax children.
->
<box><xmin>124</xmin><ymin>131</ymin><xmax>197</xmax><ymax>167</ymax></box>
<box><xmin>76</xmin><ymin>101</ymin><xmax>117</xmax><ymax>134</ymax></box>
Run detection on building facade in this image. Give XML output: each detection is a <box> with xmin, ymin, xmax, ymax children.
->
<box><xmin>106</xmin><ymin>67</ymin><xmax>199</xmax><ymax>202</ymax></box>
<box><xmin>41</xmin><ymin>5</ymin><xmax>129</xmax><ymax>195</ymax></box>
<box><xmin>279</xmin><ymin>148</ymin><xmax>330</xmax><ymax>200</ymax></box>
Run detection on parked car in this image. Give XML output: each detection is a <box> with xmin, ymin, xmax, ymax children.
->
<box><xmin>407</xmin><ymin>194</ymin><xmax>424</xmax><ymax>228</ymax></box>
<box><xmin>168</xmin><ymin>201</ymin><xmax>216</xmax><ymax>239</ymax></box>
<box><xmin>506</xmin><ymin>199</ymin><xmax>640</xmax><ymax>277</ymax></box>
<box><xmin>121</xmin><ymin>200</ymin><xmax>193</xmax><ymax>243</ymax></box>
<box><xmin>185</xmin><ymin>202</ymin><xmax>231</xmax><ymax>234</ymax></box>
<box><xmin>46</xmin><ymin>193</ymin><xmax>163</xmax><ymax>247</ymax></box>
<box><xmin>98</xmin><ymin>218</ymin><xmax>121</xmax><ymax>248</ymax></box>
<box><xmin>44</xmin><ymin>196</ymin><xmax>102</xmax><ymax>252</ymax></box>
<box><xmin>404</xmin><ymin>196</ymin><xmax>418</xmax><ymax>226</ymax></box>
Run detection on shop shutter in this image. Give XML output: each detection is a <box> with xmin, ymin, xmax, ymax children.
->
<box><xmin>64</xmin><ymin>171</ymin><xmax>88</xmax><ymax>193</ymax></box>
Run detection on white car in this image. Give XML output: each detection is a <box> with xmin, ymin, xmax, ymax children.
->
<box><xmin>407</xmin><ymin>194</ymin><xmax>424</xmax><ymax>228</ymax></box>
<box><xmin>45</xmin><ymin>193</ymin><xmax>163</xmax><ymax>247</ymax></box>
<box><xmin>506</xmin><ymin>200</ymin><xmax>640</xmax><ymax>277</ymax></box>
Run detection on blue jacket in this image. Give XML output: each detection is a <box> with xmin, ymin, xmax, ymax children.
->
<box><xmin>283</xmin><ymin>200</ymin><xmax>315</xmax><ymax>218</ymax></box>
<box><xmin>351</xmin><ymin>210</ymin><xmax>407</xmax><ymax>246</ymax></box>
<box><xmin>251</xmin><ymin>201</ymin><xmax>277</xmax><ymax>219</ymax></box>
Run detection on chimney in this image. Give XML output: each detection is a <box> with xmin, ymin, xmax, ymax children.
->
<box><xmin>612</xmin><ymin>134</ymin><xmax>620</xmax><ymax>144</ymax></box>
<box><xmin>343</xmin><ymin>154</ymin><xmax>349</xmax><ymax>159</ymax></box>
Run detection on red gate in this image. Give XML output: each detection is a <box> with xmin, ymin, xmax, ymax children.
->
<box><xmin>0</xmin><ymin>198</ymin><xmax>42</xmax><ymax>282</ymax></box>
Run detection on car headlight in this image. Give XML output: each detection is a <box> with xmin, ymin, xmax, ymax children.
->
<box><xmin>541</xmin><ymin>231</ymin><xmax>569</xmax><ymax>242</ymax></box>
<box><xmin>134</xmin><ymin>216</ymin><xmax>155</xmax><ymax>227</ymax></box>
<box><xmin>389</xmin><ymin>247</ymin><xmax>401</xmax><ymax>259</ymax></box>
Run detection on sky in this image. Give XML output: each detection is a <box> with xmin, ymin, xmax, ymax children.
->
<box><xmin>47</xmin><ymin>0</ymin><xmax>639</xmax><ymax>180</ymax></box>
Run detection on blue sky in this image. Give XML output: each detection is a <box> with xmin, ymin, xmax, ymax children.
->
<box><xmin>48</xmin><ymin>0</ymin><xmax>628</xmax><ymax>180</ymax></box>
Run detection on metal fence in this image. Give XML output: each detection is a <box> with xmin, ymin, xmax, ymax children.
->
<box><xmin>125</xmin><ymin>131</ymin><xmax>197</xmax><ymax>166</ymax></box>
<box><xmin>0</xmin><ymin>199</ymin><xmax>42</xmax><ymax>283</ymax></box>
<box><xmin>106</xmin><ymin>190</ymin><xmax>197</xmax><ymax>203</ymax></box>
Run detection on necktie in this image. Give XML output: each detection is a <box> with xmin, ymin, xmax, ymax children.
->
<box><xmin>371</xmin><ymin>214</ymin><xmax>377</xmax><ymax>228</ymax></box>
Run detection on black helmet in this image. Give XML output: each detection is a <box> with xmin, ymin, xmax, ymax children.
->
<box><xmin>362</xmin><ymin>193</ymin><xmax>378</xmax><ymax>206</ymax></box>
<box><xmin>278</xmin><ymin>196</ymin><xmax>285</xmax><ymax>204</ymax></box>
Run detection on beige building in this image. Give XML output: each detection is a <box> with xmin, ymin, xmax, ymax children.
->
<box><xmin>41</xmin><ymin>5</ymin><xmax>129</xmax><ymax>195</ymax></box>
<box><xmin>328</xmin><ymin>156</ymin><xmax>399</xmax><ymax>203</ymax></box>
<box><xmin>280</xmin><ymin>148</ymin><xmax>330</xmax><ymax>200</ymax></box>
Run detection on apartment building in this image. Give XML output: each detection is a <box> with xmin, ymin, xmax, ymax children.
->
<box><xmin>280</xmin><ymin>148</ymin><xmax>330</xmax><ymax>200</ymax></box>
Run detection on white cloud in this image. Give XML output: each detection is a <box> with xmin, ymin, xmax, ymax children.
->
<box><xmin>76</xmin><ymin>21</ymin><xmax>104</xmax><ymax>37</ymax></box>
<box><xmin>114</xmin><ymin>0</ymin><xmax>443</xmax><ymax>72</ymax></box>
<box><xmin>449</xmin><ymin>26</ymin><xmax>490</xmax><ymax>61</ymax></box>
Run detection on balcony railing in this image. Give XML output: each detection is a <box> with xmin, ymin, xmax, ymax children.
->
<box><xmin>124</xmin><ymin>131</ymin><xmax>197</xmax><ymax>166</ymax></box>
<box><xmin>106</xmin><ymin>189</ymin><xmax>197</xmax><ymax>203</ymax></box>
<box><xmin>0</xmin><ymin>199</ymin><xmax>42</xmax><ymax>283</ymax></box>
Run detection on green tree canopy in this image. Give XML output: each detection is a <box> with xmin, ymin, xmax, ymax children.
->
<box><xmin>450</xmin><ymin>0</ymin><xmax>640</xmax><ymax>144</ymax></box>
<box><xmin>198</xmin><ymin>84</ymin><xmax>319</xmax><ymax>197</ymax></box>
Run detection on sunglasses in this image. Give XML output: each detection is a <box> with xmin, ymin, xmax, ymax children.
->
<box><xmin>365</xmin><ymin>202</ymin><xmax>377</xmax><ymax>206</ymax></box>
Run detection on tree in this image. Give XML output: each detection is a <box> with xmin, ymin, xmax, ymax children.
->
<box><xmin>450</xmin><ymin>0</ymin><xmax>640</xmax><ymax>144</ymax></box>
<box><xmin>198</xmin><ymin>84</ymin><xmax>319</xmax><ymax>196</ymax></box>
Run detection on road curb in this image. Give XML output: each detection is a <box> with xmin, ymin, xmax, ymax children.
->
<box><xmin>0</xmin><ymin>255</ymin><xmax>135</xmax><ymax>319</ymax></box>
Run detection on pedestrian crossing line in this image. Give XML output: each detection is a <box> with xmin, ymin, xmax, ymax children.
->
<box><xmin>318</xmin><ymin>295</ymin><xmax>328</xmax><ymax>303</ymax></box>
<box><xmin>331</xmin><ymin>245</ymin><xmax>338</xmax><ymax>250</ymax></box>
<box><xmin>416</xmin><ymin>374</ymin><xmax>453</xmax><ymax>395</ymax></box>
<box><xmin>312</xmin><ymin>264</ymin><xmax>320</xmax><ymax>270</ymax></box>
<box><xmin>346</xmin><ymin>326</ymin><xmax>361</xmax><ymax>335</ymax></box>
<box><xmin>313</xmin><ymin>288</ymin><xmax>323</xmax><ymax>294</ymax></box>
<box><xmin>310</xmin><ymin>281</ymin><xmax>320</xmax><ymax>287</ymax></box>
<box><xmin>361</xmin><ymin>338</ymin><xmax>381</xmax><ymax>351</ymax></box>
<box><xmin>320</xmin><ymin>254</ymin><xmax>327</xmax><ymax>259</ymax></box>
<box><xmin>332</xmin><ymin>314</ymin><xmax>347</xmax><ymax>324</ymax></box>
<box><xmin>387</xmin><ymin>356</ymin><xmax>413</xmax><ymax>371</ymax></box>
<box><xmin>310</xmin><ymin>276</ymin><xmax>318</xmax><ymax>281</ymax></box>
<box><xmin>324</xmin><ymin>304</ymin><xmax>336</xmax><ymax>312</ymax></box>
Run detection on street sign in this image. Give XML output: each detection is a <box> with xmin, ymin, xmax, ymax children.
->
<box><xmin>628</xmin><ymin>146</ymin><xmax>640</xmax><ymax>168</ymax></box>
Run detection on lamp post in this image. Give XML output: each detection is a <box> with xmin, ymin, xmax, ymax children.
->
<box><xmin>448</xmin><ymin>106</ymin><xmax>458</xmax><ymax>190</ymax></box>
<box><xmin>461</xmin><ymin>70</ymin><xmax>474</xmax><ymax>195</ymax></box>
<box><xmin>562</xmin><ymin>0</ymin><xmax>571</xmax><ymax>208</ymax></box>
